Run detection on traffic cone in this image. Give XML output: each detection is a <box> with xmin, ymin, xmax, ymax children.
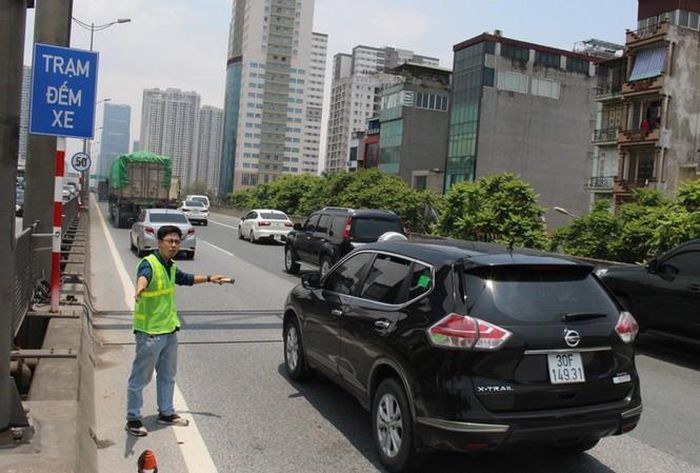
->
<box><xmin>137</xmin><ymin>449</ymin><xmax>158</xmax><ymax>473</ymax></box>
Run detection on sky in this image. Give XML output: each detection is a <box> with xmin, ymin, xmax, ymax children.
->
<box><xmin>23</xmin><ymin>0</ymin><xmax>639</xmax><ymax>165</ymax></box>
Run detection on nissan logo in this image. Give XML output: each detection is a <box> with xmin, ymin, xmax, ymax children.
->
<box><xmin>564</xmin><ymin>329</ymin><xmax>581</xmax><ymax>348</ymax></box>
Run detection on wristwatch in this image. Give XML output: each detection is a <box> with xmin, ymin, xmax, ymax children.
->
<box><xmin>206</xmin><ymin>275</ymin><xmax>212</xmax><ymax>282</ymax></box>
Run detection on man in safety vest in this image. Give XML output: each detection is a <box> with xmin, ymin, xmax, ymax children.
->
<box><xmin>125</xmin><ymin>225</ymin><xmax>229</xmax><ymax>437</ymax></box>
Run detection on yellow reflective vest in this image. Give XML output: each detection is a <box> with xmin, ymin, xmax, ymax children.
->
<box><xmin>133</xmin><ymin>253</ymin><xmax>180</xmax><ymax>335</ymax></box>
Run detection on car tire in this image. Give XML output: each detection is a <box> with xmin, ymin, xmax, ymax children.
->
<box><xmin>238</xmin><ymin>225</ymin><xmax>244</xmax><ymax>240</ymax></box>
<box><xmin>372</xmin><ymin>378</ymin><xmax>422</xmax><ymax>473</ymax></box>
<box><xmin>551</xmin><ymin>437</ymin><xmax>600</xmax><ymax>454</ymax></box>
<box><xmin>320</xmin><ymin>256</ymin><xmax>332</xmax><ymax>278</ymax></box>
<box><xmin>285</xmin><ymin>246</ymin><xmax>300</xmax><ymax>274</ymax></box>
<box><xmin>283</xmin><ymin>317</ymin><xmax>310</xmax><ymax>381</ymax></box>
<box><xmin>203</xmin><ymin>220</ymin><xmax>208</xmax><ymax>226</ymax></box>
<box><xmin>189</xmin><ymin>250</ymin><xmax>195</xmax><ymax>260</ymax></box>
<box><xmin>249</xmin><ymin>229</ymin><xmax>256</xmax><ymax>244</ymax></box>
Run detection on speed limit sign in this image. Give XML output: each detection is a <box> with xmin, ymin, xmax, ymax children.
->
<box><xmin>71</xmin><ymin>152</ymin><xmax>91</xmax><ymax>173</ymax></box>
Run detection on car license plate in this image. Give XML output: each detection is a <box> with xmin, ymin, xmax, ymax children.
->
<box><xmin>547</xmin><ymin>352</ymin><xmax>585</xmax><ymax>384</ymax></box>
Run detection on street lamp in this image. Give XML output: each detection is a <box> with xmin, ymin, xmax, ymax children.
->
<box><xmin>554</xmin><ymin>206</ymin><xmax>579</xmax><ymax>218</ymax></box>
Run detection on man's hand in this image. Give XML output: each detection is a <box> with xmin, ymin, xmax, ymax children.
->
<box><xmin>209</xmin><ymin>274</ymin><xmax>232</xmax><ymax>285</ymax></box>
<box><xmin>135</xmin><ymin>276</ymin><xmax>148</xmax><ymax>302</ymax></box>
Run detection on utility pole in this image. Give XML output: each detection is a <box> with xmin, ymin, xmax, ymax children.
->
<box><xmin>0</xmin><ymin>0</ymin><xmax>29</xmax><ymax>432</ymax></box>
<box><xmin>22</xmin><ymin>0</ymin><xmax>73</xmax><ymax>282</ymax></box>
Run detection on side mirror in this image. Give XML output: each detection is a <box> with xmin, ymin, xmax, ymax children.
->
<box><xmin>301</xmin><ymin>272</ymin><xmax>322</xmax><ymax>289</ymax></box>
<box><xmin>293</xmin><ymin>222</ymin><xmax>302</xmax><ymax>231</ymax></box>
<box><xmin>647</xmin><ymin>258</ymin><xmax>658</xmax><ymax>272</ymax></box>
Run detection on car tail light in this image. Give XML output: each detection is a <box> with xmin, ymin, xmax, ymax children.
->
<box><xmin>258</xmin><ymin>221</ymin><xmax>271</xmax><ymax>227</ymax></box>
<box><xmin>427</xmin><ymin>313</ymin><xmax>512</xmax><ymax>351</ymax></box>
<box><xmin>343</xmin><ymin>217</ymin><xmax>352</xmax><ymax>239</ymax></box>
<box><xmin>615</xmin><ymin>311</ymin><xmax>639</xmax><ymax>344</ymax></box>
<box><xmin>285</xmin><ymin>222</ymin><xmax>293</xmax><ymax>227</ymax></box>
<box><xmin>144</xmin><ymin>227</ymin><xmax>155</xmax><ymax>236</ymax></box>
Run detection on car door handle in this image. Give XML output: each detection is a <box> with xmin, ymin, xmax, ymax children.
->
<box><xmin>688</xmin><ymin>283</ymin><xmax>700</xmax><ymax>292</ymax></box>
<box><xmin>331</xmin><ymin>309</ymin><xmax>343</xmax><ymax>317</ymax></box>
<box><xmin>374</xmin><ymin>320</ymin><xmax>391</xmax><ymax>330</ymax></box>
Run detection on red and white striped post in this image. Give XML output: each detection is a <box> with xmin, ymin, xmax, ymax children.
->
<box><xmin>50</xmin><ymin>137</ymin><xmax>66</xmax><ymax>312</ymax></box>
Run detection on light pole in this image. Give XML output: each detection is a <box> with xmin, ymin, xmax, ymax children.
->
<box><xmin>554</xmin><ymin>206</ymin><xmax>579</xmax><ymax>219</ymax></box>
<box><xmin>70</xmin><ymin>17</ymin><xmax>130</xmax><ymax>200</ymax></box>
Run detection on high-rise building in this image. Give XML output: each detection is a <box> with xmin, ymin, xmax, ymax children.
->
<box><xmin>97</xmin><ymin>103</ymin><xmax>131</xmax><ymax>182</ymax></box>
<box><xmin>140</xmin><ymin>88</ymin><xmax>201</xmax><ymax>185</ymax></box>
<box><xmin>446</xmin><ymin>32</ymin><xmax>599</xmax><ymax>228</ymax></box>
<box><xmin>325</xmin><ymin>46</ymin><xmax>439</xmax><ymax>173</ymax></box>
<box><xmin>218</xmin><ymin>0</ymin><xmax>328</xmax><ymax>198</ymax></box>
<box><xmin>18</xmin><ymin>66</ymin><xmax>31</xmax><ymax>170</ymax></box>
<box><xmin>197</xmin><ymin>105</ymin><xmax>224</xmax><ymax>193</ymax></box>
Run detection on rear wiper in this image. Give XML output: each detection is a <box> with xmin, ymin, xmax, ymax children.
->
<box><xmin>561</xmin><ymin>312</ymin><xmax>607</xmax><ymax>322</ymax></box>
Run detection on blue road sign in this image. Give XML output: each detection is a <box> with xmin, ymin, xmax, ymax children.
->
<box><xmin>29</xmin><ymin>43</ymin><xmax>99</xmax><ymax>139</ymax></box>
<box><xmin>71</xmin><ymin>152</ymin><xmax>91</xmax><ymax>173</ymax></box>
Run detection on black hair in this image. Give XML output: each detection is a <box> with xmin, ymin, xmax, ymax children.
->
<box><xmin>157</xmin><ymin>225</ymin><xmax>182</xmax><ymax>240</ymax></box>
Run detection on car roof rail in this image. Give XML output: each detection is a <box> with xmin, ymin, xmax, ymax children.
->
<box><xmin>321</xmin><ymin>206</ymin><xmax>353</xmax><ymax>212</ymax></box>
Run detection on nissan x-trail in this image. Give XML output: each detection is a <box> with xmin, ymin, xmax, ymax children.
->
<box><xmin>282</xmin><ymin>240</ymin><xmax>642</xmax><ymax>472</ymax></box>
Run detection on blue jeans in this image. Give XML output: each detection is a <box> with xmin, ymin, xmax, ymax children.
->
<box><xmin>126</xmin><ymin>331</ymin><xmax>178</xmax><ymax>421</ymax></box>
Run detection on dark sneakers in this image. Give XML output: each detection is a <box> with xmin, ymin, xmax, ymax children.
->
<box><xmin>126</xmin><ymin>419</ymin><xmax>148</xmax><ymax>437</ymax></box>
<box><xmin>157</xmin><ymin>413</ymin><xmax>189</xmax><ymax>426</ymax></box>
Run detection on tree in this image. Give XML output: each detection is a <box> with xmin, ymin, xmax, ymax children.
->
<box><xmin>181</xmin><ymin>180</ymin><xmax>212</xmax><ymax>198</ymax></box>
<box><xmin>434</xmin><ymin>173</ymin><xmax>548</xmax><ymax>249</ymax></box>
<box><xmin>551</xmin><ymin>199</ymin><xmax>620</xmax><ymax>260</ymax></box>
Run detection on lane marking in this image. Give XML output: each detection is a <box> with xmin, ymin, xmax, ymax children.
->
<box><xmin>201</xmin><ymin>239</ymin><xmax>234</xmax><ymax>257</ymax></box>
<box><xmin>93</xmin><ymin>201</ymin><xmax>219</xmax><ymax>472</ymax></box>
<box><xmin>209</xmin><ymin>218</ymin><xmax>239</xmax><ymax>231</ymax></box>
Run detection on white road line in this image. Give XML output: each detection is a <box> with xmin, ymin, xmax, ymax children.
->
<box><xmin>208</xmin><ymin>218</ymin><xmax>239</xmax><ymax>231</ymax></box>
<box><xmin>93</xmin><ymin>201</ymin><xmax>219</xmax><ymax>473</ymax></box>
<box><xmin>201</xmin><ymin>239</ymin><xmax>235</xmax><ymax>257</ymax></box>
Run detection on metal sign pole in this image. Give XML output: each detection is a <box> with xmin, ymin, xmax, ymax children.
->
<box><xmin>50</xmin><ymin>137</ymin><xmax>65</xmax><ymax>312</ymax></box>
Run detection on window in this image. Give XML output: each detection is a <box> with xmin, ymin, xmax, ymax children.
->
<box><xmin>566</xmin><ymin>57</ymin><xmax>590</xmax><ymax>75</ymax></box>
<box><xmin>501</xmin><ymin>44</ymin><xmax>529</xmax><ymax>62</ymax></box>
<box><xmin>303</xmin><ymin>214</ymin><xmax>320</xmax><ymax>231</ymax></box>
<box><xmin>317</xmin><ymin>214</ymin><xmax>331</xmax><ymax>233</ymax></box>
<box><xmin>408</xmin><ymin>263</ymin><xmax>433</xmax><ymax>300</ymax></box>
<box><xmin>414</xmin><ymin>175</ymin><xmax>427</xmax><ymax>190</ymax></box>
<box><xmin>535</xmin><ymin>51</ymin><xmax>560</xmax><ymax>68</ymax></box>
<box><xmin>360</xmin><ymin>254</ymin><xmax>412</xmax><ymax>304</ymax></box>
<box><xmin>497</xmin><ymin>71</ymin><xmax>529</xmax><ymax>94</ymax></box>
<box><xmin>324</xmin><ymin>253</ymin><xmax>373</xmax><ymax>295</ymax></box>
<box><xmin>661</xmin><ymin>251</ymin><xmax>700</xmax><ymax>278</ymax></box>
<box><xmin>483</xmin><ymin>67</ymin><xmax>495</xmax><ymax>87</ymax></box>
<box><xmin>531</xmin><ymin>78</ymin><xmax>560</xmax><ymax>99</ymax></box>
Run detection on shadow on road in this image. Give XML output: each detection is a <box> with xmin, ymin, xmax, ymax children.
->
<box><xmin>277</xmin><ymin>364</ymin><xmax>617</xmax><ymax>473</ymax></box>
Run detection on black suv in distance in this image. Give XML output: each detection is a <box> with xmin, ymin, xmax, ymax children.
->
<box><xmin>284</xmin><ymin>207</ymin><xmax>405</xmax><ymax>276</ymax></box>
<box><xmin>596</xmin><ymin>239</ymin><xmax>700</xmax><ymax>342</ymax></box>
<box><xmin>282</xmin><ymin>240</ymin><xmax>642</xmax><ymax>472</ymax></box>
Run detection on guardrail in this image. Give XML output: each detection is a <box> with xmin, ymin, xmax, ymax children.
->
<box><xmin>13</xmin><ymin>222</ymin><xmax>38</xmax><ymax>337</ymax></box>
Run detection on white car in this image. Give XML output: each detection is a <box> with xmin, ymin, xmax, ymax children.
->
<box><xmin>238</xmin><ymin>209</ymin><xmax>293</xmax><ymax>243</ymax></box>
<box><xmin>185</xmin><ymin>194</ymin><xmax>210</xmax><ymax>210</ymax></box>
<box><xmin>179</xmin><ymin>199</ymin><xmax>209</xmax><ymax>226</ymax></box>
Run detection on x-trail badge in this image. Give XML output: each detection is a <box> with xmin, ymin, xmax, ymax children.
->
<box><xmin>564</xmin><ymin>329</ymin><xmax>581</xmax><ymax>347</ymax></box>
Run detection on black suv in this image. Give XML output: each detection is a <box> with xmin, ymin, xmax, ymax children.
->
<box><xmin>284</xmin><ymin>207</ymin><xmax>405</xmax><ymax>276</ymax></box>
<box><xmin>597</xmin><ymin>239</ymin><xmax>700</xmax><ymax>342</ymax></box>
<box><xmin>282</xmin><ymin>240</ymin><xmax>642</xmax><ymax>472</ymax></box>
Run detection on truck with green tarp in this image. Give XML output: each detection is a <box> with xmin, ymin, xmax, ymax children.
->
<box><xmin>108</xmin><ymin>152</ymin><xmax>178</xmax><ymax>228</ymax></box>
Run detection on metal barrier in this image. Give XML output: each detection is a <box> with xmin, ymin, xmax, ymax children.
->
<box><xmin>62</xmin><ymin>196</ymin><xmax>78</xmax><ymax>234</ymax></box>
<box><xmin>13</xmin><ymin>223</ymin><xmax>37</xmax><ymax>337</ymax></box>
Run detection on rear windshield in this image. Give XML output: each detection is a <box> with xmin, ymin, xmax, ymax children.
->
<box><xmin>351</xmin><ymin>217</ymin><xmax>402</xmax><ymax>242</ymax></box>
<box><xmin>260</xmin><ymin>212</ymin><xmax>289</xmax><ymax>220</ymax></box>
<box><xmin>185</xmin><ymin>200</ymin><xmax>204</xmax><ymax>207</ymax></box>
<box><xmin>462</xmin><ymin>266</ymin><xmax>618</xmax><ymax>325</ymax></box>
<box><xmin>149</xmin><ymin>213</ymin><xmax>189</xmax><ymax>224</ymax></box>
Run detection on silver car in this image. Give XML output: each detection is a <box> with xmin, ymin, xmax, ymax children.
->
<box><xmin>129</xmin><ymin>208</ymin><xmax>197</xmax><ymax>259</ymax></box>
<box><xmin>179</xmin><ymin>199</ymin><xmax>209</xmax><ymax>226</ymax></box>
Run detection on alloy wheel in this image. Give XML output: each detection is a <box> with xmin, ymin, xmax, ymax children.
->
<box><xmin>376</xmin><ymin>393</ymin><xmax>403</xmax><ymax>458</ymax></box>
<box><xmin>285</xmin><ymin>324</ymin><xmax>299</xmax><ymax>372</ymax></box>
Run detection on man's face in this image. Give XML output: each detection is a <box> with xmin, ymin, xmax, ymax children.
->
<box><xmin>158</xmin><ymin>232</ymin><xmax>181</xmax><ymax>259</ymax></box>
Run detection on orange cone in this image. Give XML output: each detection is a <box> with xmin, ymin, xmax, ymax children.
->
<box><xmin>137</xmin><ymin>449</ymin><xmax>158</xmax><ymax>473</ymax></box>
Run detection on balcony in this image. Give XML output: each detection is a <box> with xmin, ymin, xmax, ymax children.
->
<box><xmin>595</xmin><ymin>83</ymin><xmax>623</xmax><ymax>101</ymax></box>
<box><xmin>622</xmin><ymin>74</ymin><xmax>665</xmax><ymax>96</ymax></box>
<box><xmin>592</xmin><ymin>127</ymin><xmax>619</xmax><ymax>144</ymax></box>
<box><xmin>586</xmin><ymin>176</ymin><xmax>615</xmax><ymax>191</ymax></box>
<box><xmin>614</xmin><ymin>177</ymin><xmax>657</xmax><ymax>193</ymax></box>
<box><xmin>618</xmin><ymin>126</ymin><xmax>660</xmax><ymax>146</ymax></box>
<box><xmin>625</xmin><ymin>21</ymin><xmax>669</xmax><ymax>48</ymax></box>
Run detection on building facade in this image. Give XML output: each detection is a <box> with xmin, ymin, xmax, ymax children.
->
<box><xmin>325</xmin><ymin>46</ymin><xmax>439</xmax><ymax>173</ymax></box>
<box><xmin>97</xmin><ymin>103</ymin><xmax>131</xmax><ymax>183</ymax></box>
<box><xmin>447</xmin><ymin>32</ymin><xmax>599</xmax><ymax>228</ymax></box>
<box><xmin>378</xmin><ymin>63</ymin><xmax>451</xmax><ymax>193</ymax></box>
<box><xmin>611</xmin><ymin>0</ymin><xmax>700</xmax><ymax>205</ymax></box>
<box><xmin>196</xmin><ymin>105</ymin><xmax>225</xmax><ymax>193</ymax></box>
<box><xmin>218</xmin><ymin>0</ymin><xmax>327</xmax><ymax>198</ymax></box>
<box><xmin>140</xmin><ymin>88</ymin><xmax>201</xmax><ymax>185</ymax></box>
